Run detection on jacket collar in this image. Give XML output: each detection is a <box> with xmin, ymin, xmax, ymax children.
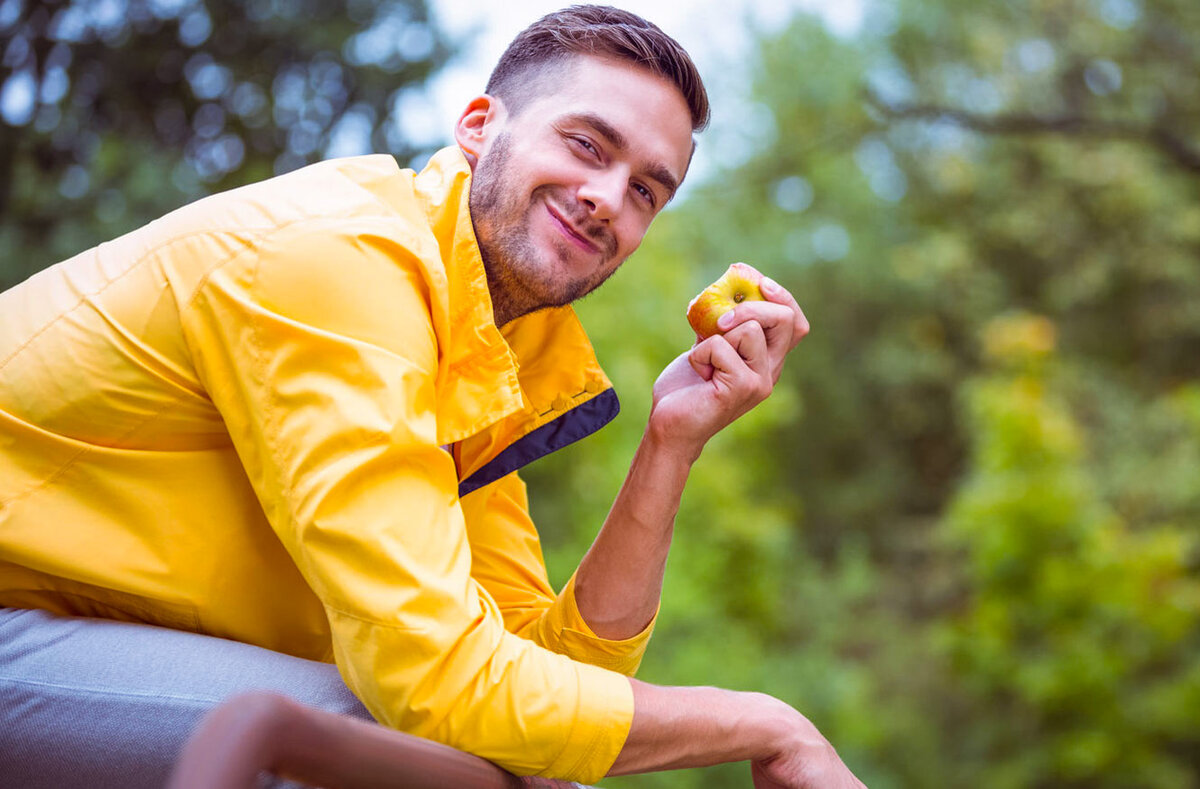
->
<box><xmin>412</xmin><ymin>147</ymin><xmax>619</xmax><ymax>494</ymax></box>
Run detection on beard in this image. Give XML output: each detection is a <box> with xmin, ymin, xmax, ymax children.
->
<box><xmin>469</xmin><ymin>132</ymin><xmax>619</xmax><ymax>326</ymax></box>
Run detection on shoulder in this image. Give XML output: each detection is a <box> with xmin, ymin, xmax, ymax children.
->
<box><xmin>172</xmin><ymin>159</ymin><xmax>449</xmax><ymax>357</ymax></box>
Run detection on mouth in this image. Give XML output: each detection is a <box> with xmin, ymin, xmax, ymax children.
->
<box><xmin>545</xmin><ymin>203</ymin><xmax>602</xmax><ymax>254</ymax></box>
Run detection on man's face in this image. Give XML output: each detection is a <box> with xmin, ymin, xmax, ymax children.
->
<box><xmin>467</xmin><ymin>55</ymin><xmax>695</xmax><ymax>324</ymax></box>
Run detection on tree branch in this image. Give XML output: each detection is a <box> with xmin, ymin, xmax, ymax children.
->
<box><xmin>864</xmin><ymin>88</ymin><xmax>1200</xmax><ymax>176</ymax></box>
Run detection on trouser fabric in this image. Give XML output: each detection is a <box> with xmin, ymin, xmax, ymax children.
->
<box><xmin>0</xmin><ymin>607</ymin><xmax>372</xmax><ymax>788</ymax></box>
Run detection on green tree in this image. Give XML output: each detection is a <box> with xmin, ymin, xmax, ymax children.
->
<box><xmin>941</xmin><ymin>315</ymin><xmax>1200</xmax><ymax>787</ymax></box>
<box><xmin>0</xmin><ymin>0</ymin><xmax>454</xmax><ymax>287</ymax></box>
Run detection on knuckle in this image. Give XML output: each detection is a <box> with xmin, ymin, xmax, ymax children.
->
<box><xmin>736</xmin><ymin>370</ymin><xmax>758</xmax><ymax>391</ymax></box>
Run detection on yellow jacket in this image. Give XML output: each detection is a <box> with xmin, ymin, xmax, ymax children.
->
<box><xmin>0</xmin><ymin>147</ymin><xmax>653</xmax><ymax>782</ymax></box>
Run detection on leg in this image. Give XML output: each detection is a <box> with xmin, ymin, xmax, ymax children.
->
<box><xmin>0</xmin><ymin>607</ymin><xmax>372</xmax><ymax>789</ymax></box>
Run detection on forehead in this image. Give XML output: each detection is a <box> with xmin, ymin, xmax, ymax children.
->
<box><xmin>518</xmin><ymin>55</ymin><xmax>695</xmax><ymax>178</ymax></box>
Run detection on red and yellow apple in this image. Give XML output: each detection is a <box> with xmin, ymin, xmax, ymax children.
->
<box><xmin>686</xmin><ymin>262</ymin><xmax>766</xmax><ymax>339</ymax></box>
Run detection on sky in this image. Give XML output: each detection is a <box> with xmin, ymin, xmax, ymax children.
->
<box><xmin>407</xmin><ymin>0</ymin><xmax>865</xmax><ymax>192</ymax></box>
<box><xmin>0</xmin><ymin>0</ymin><xmax>865</xmax><ymax>196</ymax></box>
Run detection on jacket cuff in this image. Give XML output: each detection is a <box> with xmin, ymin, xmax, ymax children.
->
<box><xmin>545</xmin><ymin>573</ymin><xmax>657</xmax><ymax>676</ymax></box>
<box><xmin>538</xmin><ymin>661</ymin><xmax>634</xmax><ymax>783</ymax></box>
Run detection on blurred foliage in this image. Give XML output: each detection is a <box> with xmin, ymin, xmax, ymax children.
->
<box><xmin>0</xmin><ymin>0</ymin><xmax>453</xmax><ymax>288</ymax></box>
<box><xmin>524</xmin><ymin>0</ymin><xmax>1200</xmax><ymax>787</ymax></box>
<box><xmin>939</xmin><ymin>322</ymin><xmax>1200</xmax><ymax>788</ymax></box>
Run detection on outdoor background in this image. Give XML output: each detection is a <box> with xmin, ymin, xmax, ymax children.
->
<box><xmin>3</xmin><ymin>0</ymin><xmax>1199</xmax><ymax>787</ymax></box>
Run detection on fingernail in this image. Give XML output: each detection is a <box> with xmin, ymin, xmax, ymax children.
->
<box><xmin>718</xmin><ymin>310</ymin><xmax>736</xmax><ymax>329</ymax></box>
<box><xmin>761</xmin><ymin>276</ymin><xmax>779</xmax><ymax>293</ymax></box>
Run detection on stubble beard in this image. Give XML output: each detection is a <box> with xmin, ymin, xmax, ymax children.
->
<box><xmin>469</xmin><ymin>133</ymin><xmax>619</xmax><ymax>326</ymax></box>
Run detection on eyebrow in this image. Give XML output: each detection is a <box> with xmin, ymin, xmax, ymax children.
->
<box><xmin>568</xmin><ymin>112</ymin><xmax>680</xmax><ymax>201</ymax></box>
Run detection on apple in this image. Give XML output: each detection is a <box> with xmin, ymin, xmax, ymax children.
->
<box><xmin>686</xmin><ymin>262</ymin><xmax>766</xmax><ymax>339</ymax></box>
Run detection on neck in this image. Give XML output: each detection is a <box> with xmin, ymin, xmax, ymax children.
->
<box><xmin>481</xmin><ymin>249</ymin><xmax>540</xmax><ymax>329</ymax></box>
<box><xmin>492</xmin><ymin>302</ymin><xmax>516</xmax><ymax>329</ymax></box>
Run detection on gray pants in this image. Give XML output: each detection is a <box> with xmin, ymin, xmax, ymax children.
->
<box><xmin>0</xmin><ymin>607</ymin><xmax>372</xmax><ymax>788</ymax></box>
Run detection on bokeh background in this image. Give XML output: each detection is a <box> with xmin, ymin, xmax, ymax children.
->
<box><xmin>3</xmin><ymin>1</ymin><xmax>1200</xmax><ymax>787</ymax></box>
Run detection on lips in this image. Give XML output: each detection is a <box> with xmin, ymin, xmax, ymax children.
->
<box><xmin>546</xmin><ymin>203</ymin><xmax>602</xmax><ymax>254</ymax></box>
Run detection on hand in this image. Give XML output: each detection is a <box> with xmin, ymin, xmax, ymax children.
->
<box><xmin>751</xmin><ymin>741</ymin><xmax>867</xmax><ymax>789</ymax></box>
<box><xmin>648</xmin><ymin>270</ymin><xmax>809</xmax><ymax>457</ymax></box>
<box><xmin>709</xmin><ymin>267</ymin><xmax>809</xmax><ymax>385</ymax></box>
<box><xmin>649</xmin><ymin>319</ymin><xmax>770</xmax><ymax>456</ymax></box>
<box><xmin>750</xmin><ymin>704</ymin><xmax>867</xmax><ymax>789</ymax></box>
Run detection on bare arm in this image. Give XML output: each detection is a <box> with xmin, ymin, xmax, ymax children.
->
<box><xmin>573</xmin><ymin>272</ymin><xmax>810</xmax><ymax>640</ymax></box>
<box><xmin>611</xmin><ymin>680</ymin><xmax>866</xmax><ymax>789</ymax></box>
<box><xmin>571</xmin><ymin>428</ymin><xmax>693</xmax><ymax>639</ymax></box>
<box><xmin>570</xmin><ymin>274</ymin><xmax>865</xmax><ymax>786</ymax></box>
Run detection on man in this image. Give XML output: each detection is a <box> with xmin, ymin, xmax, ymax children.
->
<box><xmin>0</xmin><ymin>5</ymin><xmax>864</xmax><ymax>788</ymax></box>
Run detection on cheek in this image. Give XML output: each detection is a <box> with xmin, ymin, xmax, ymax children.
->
<box><xmin>618</xmin><ymin>218</ymin><xmax>652</xmax><ymax>254</ymax></box>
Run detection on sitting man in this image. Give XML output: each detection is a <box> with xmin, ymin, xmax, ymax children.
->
<box><xmin>0</xmin><ymin>5</ymin><xmax>863</xmax><ymax>788</ymax></box>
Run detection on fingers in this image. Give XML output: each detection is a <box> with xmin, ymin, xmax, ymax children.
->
<box><xmin>761</xmin><ymin>276</ymin><xmax>810</xmax><ymax>344</ymax></box>
<box><xmin>721</xmin><ymin>318</ymin><xmax>770</xmax><ymax>379</ymax></box>
<box><xmin>688</xmin><ymin>322</ymin><xmax>772</xmax><ymax>404</ymax></box>
<box><xmin>687</xmin><ymin>347</ymin><xmax>714</xmax><ymax>381</ymax></box>
<box><xmin>714</xmin><ymin>273</ymin><xmax>810</xmax><ymax>382</ymax></box>
<box><xmin>717</xmin><ymin>300</ymin><xmax>794</xmax><ymax>362</ymax></box>
<box><xmin>718</xmin><ymin>282</ymin><xmax>809</xmax><ymax>350</ymax></box>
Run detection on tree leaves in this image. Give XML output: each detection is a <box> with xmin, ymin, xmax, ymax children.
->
<box><xmin>0</xmin><ymin>0</ymin><xmax>454</xmax><ymax>287</ymax></box>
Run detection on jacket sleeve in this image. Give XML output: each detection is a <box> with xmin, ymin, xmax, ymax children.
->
<box><xmin>178</xmin><ymin>218</ymin><xmax>633</xmax><ymax>783</ymax></box>
<box><xmin>461</xmin><ymin>472</ymin><xmax>656</xmax><ymax>675</ymax></box>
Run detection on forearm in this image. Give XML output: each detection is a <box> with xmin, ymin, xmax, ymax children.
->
<box><xmin>573</xmin><ymin>427</ymin><xmax>698</xmax><ymax>639</ymax></box>
<box><xmin>609</xmin><ymin>679</ymin><xmax>825</xmax><ymax>775</ymax></box>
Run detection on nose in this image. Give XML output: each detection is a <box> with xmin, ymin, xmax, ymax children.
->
<box><xmin>577</xmin><ymin>168</ymin><xmax>627</xmax><ymax>221</ymax></box>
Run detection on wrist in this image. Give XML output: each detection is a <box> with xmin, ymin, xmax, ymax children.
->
<box><xmin>745</xmin><ymin>693</ymin><xmax>844</xmax><ymax>787</ymax></box>
<box><xmin>736</xmin><ymin>692</ymin><xmax>816</xmax><ymax>761</ymax></box>
<box><xmin>643</xmin><ymin>416</ymin><xmax>705</xmax><ymax>465</ymax></box>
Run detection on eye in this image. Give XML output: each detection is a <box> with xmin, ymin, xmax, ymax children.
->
<box><xmin>570</xmin><ymin>135</ymin><xmax>600</xmax><ymax>158</ymax></box>
<box><xmin>632</xmin><ymin>182</ymin><xmax>657</xmax><ymax>208</ymax></box>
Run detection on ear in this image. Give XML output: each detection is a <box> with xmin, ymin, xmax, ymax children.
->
<box><xmin>454</xmin><ymin>94</ymin><xmax>506</xmax><ymax>171</ymax></box>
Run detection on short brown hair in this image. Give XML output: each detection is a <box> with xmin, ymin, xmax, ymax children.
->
<box><xmin>486</xmin><ymin>5</ymin><xmax>710</xmax><ymax>133</ymax></box>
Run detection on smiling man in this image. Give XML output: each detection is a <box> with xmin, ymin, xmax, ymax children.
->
<box><xmin>465</xmin><ymin>53</ymin><xmax>692</xmax><ymax>322</ymax></box>
<box><xmin>0</xmin><ymin>6</ymin><xmax>863</xmax><ymax>789</ymax></box>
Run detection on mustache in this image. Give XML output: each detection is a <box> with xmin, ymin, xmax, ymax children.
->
<box><xmin>539</xmin><ymin>188</ymin><xmax>618</xmax><ymax>257</ymax></box>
